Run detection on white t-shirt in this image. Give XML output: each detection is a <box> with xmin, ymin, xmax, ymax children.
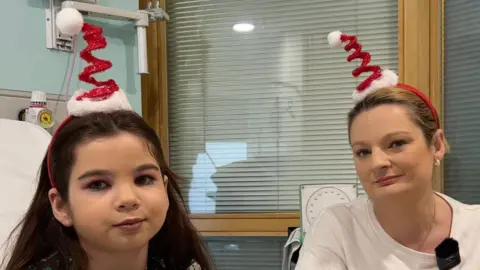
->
<box><xmin>296</xmin><ymin>193</ymin><xmax>480</xmax><ymax>270</ymax></box>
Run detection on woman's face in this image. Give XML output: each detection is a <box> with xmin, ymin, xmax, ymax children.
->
<box><xmin>349</xmin><ymin>104</ymin><xmax>445</xmax><ymax>200</ymax></box>
<box><xmin>50</xmin><ymin>132</ymin><xmax>169</xmax><ymax>253</ymax></box>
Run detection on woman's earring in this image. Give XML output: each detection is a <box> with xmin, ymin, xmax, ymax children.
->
<box><xmin>435</xmin><ymin>159</ymin><xmax>440</xmax><ymax>166</ymax></box>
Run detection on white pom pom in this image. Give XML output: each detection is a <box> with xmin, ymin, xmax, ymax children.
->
<box><xmin>352</xmin><ymin>69</ymin><xmax>399</xmax><ymax>102</ymax></box>
<box><xmin>67</xmin><ymin>89</ymin><xmax>133</xmax><ymax>117</ymax></box>
<box><xmin>56</xmin><ymin>8</ymin><xmax>84</xmax><ymax>36</ymax></box>
<box><xmin>327</xmin><ymin>31</ymin><xmax>343</xmax><ymax>48</ymax></box>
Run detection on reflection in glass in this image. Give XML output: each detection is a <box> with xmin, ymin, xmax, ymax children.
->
<box><xmin>189</xmin><ymin>142</ymin><xmax>248</xmax><ymax>213</ymax></box>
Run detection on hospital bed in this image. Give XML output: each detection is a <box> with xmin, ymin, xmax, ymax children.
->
<box><xmin>0</xmin><ymin>89</ymin><xmax>65</xmax><ymax>262</ymax></box>
<box><xmin>0</xmin><ymin>119</ymin><xmax>52</xmax><ymax>261</ymax></box>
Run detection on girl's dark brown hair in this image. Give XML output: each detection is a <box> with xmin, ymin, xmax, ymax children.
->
<box><xmin>347</xmin><ymin>86</ymin><xmax>449</xmax><ymax>150</ymax></box>
<box><xmin>2</xmin><ymin>110</ymin><xmax>214</xmax><ymax>270</ymax></box>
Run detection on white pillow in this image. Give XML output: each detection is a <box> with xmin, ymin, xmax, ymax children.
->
<box><xmin>0</xmin><ymin>119</ymin><xmax>51</xmax><ymax>261</ymax></box>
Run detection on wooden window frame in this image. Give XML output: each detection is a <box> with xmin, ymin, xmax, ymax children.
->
<box><xmin>140</xmin><ymin>0</ymin><xmax>444</xmax><ymax>237</ymax></box>
<box><xmin>398</xmin><ymin>0</ymin><xmax>444</xmax><ymax>193</ymax></box>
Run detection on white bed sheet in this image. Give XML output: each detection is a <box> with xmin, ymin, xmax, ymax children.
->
<box><xmin>0</xmin><ymin>119</ymin><xmax>51</xmax><ymax>262</ymax></box>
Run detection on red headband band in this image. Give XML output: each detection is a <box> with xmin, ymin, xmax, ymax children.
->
<box><xmin>396</xmin><ymin>83</ymin><xmax>439</xmax><ymax>128</ymax></box>
<box><xmin>327</xmin><ymin>31</ymin><xmax>439</xmax><ymax>128</ymax></box>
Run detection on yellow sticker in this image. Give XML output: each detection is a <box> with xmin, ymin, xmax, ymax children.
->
<box><xmin>37</xmin><ymin>108</ymin><xmax>54</xmax><ymax>128</ymax></box>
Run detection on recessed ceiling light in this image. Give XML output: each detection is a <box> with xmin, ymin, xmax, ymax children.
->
<box><xmin>233</xmin><ymin>23</ymin><xmax>254</xmax><ymax>33</ymax></box>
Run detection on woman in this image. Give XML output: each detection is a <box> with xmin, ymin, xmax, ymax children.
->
<box><xmin>295</xmin><ymin>31</ymin><xmax>480</xmax><ymax>269</ymax></box>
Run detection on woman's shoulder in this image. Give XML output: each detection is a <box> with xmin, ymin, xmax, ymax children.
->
<box><xmin>323</xmin><ymin>196</ymin><xmax>370</xmax><ymax>221</ymax></box>
<box><xmin>438</xmin><ymin>192</ymin><xmax>480</xmax><ymax>215</ymax></box>
<box><xmin>307</xmin><ymin>196</ymin><xmax>370</xmax><ymax>238</ymax></box>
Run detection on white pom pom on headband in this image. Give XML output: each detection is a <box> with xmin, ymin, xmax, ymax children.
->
<box><xmin>327</xmin><ymin>30</ymin><xmax>439</xmax><ymax>128</ymax></box>
<box><xmin>47</xmin><ymin>8</ymin><xmax>133</xmax><ymax>187</ymax></box>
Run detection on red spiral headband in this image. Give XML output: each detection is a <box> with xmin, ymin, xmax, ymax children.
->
<box><xmin>77</xmin><ymin>23</ymin><xmax>119</xmax><ymax>101</ymax></box>
<box><xmin>47</xmin><ymin>8</ymin><xmax>133</xmax><ymax>188</ymax></box>
<box><xmin>327</xmin><ymin>31</ymin><xmax>439</xmax><ymax>128</ymax></box>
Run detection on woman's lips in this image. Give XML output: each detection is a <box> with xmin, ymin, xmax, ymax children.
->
<box><xmin>375</xmin><ymin>175</ymin><xmax>400</xmax><ymax>186</ymax></box>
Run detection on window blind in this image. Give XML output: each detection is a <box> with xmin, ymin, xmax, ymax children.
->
<box><xmin>204</xmin><ymin>237</ymin><xmax>286</xmax><ymax>270</ymax></box>
<box><xmin>167</xmin><ymin>0</ymin><xmax>398</xmax><ymax>213</ymax></box>
<box><xmin>444</xmin><ymin>1</ymin><xmax>480</xmax><ymax>204</ymax></box>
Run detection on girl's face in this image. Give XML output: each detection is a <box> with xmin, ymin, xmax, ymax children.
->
<box><xmin>349</xmin><ymin>104</ymin><xmax>445</xmax><ymax>200</ymax></box>
<box><xmin>49</xmin><ymin>132</ymin><xmax>169</xmax><ymax>253</ymax></box>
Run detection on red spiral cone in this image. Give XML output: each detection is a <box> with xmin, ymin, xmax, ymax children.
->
<box><xmin>338</xmin><ymin>34</ymin><xmax>382</xmax><ymax>92</ymax></box>
<box><xmin>76</xmin><ymin>23</ymin><xmax>119</xmax><ymax>101</ymax></box>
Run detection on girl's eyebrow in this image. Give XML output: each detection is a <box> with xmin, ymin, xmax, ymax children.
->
<box><xmin>135</xmin><ymin>163</ymin><xmax>160</xmax><ymax>173</ymax></box>
<box><xmin>78</xmin><ymin>169</ymin><xmax>112</xmax><ymax>180</ymax></box>
<box><xmin>77</xmin><ymin>163</ymin><xmax>159</xmax><ymax>180</ymax></box>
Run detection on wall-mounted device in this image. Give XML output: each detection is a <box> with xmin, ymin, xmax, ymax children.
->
<box><xmin>299</xmin><ymin>184</ymin><xmax>358</xmax><ymax>243</ymax></box>
<box><xmin>23</xmin><ymin>91</ymin><xmax>55</xmax><ymax>129</ymax></box>
<box><xmin>45</xmin><ymin>0</ymin><xmax>169</xmax><ymax>74</ymax></box>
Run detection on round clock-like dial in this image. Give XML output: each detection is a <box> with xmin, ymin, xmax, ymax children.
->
<box><xmin>37</xmin><ymin>108</ymin><xmax>54</xmax><ymax>129</ymax></box>
<box><xmin>306</xmin><ymin>187</ymin><xmax>352</xmax><ymax>225</ymax></box>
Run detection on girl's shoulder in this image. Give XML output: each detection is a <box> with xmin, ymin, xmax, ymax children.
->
<box><xmin>24</xmin><ymin>261</ymin><xmax>61</xmax><ymax>270</ymax></box>
<box><xmin>149</xmin><ymin>256</ymin><xmax>202</xmax><ymax>270</ymax></box>
<box><xmin>187</xmin><ymin>261</ymin><xmax>202</xmax><ymax>270</ymax></box>
<box><xmin>25</xmin><ymin>254</ymin><xmax>201</xmax><ymax>270</ymax></box>
<box><xmin>24</xmin><ymin>253</ymin><xmax>66</xmax><ymax>270</ymax></box>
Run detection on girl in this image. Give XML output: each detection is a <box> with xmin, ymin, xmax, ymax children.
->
<box><xmin>2</xmin><ymin>8</ymin><xmax>214</xmax><ymax>270</ymax></box>
<box><xmin>296</xmin><ymin>31</ymin><xmax>480</xmax><ymax>269</ymax></box>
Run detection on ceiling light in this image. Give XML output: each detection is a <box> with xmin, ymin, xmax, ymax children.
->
<box><xmin>233</xmin><ymin>23</ymin><xmax>254</xmax><ymax>33</ymax></box>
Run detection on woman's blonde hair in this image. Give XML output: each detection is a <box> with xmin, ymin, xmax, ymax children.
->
<box><xmin>347</xmin><ymin>86</ymin><xmax>450</xmax><ymax>151</ymax></box>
